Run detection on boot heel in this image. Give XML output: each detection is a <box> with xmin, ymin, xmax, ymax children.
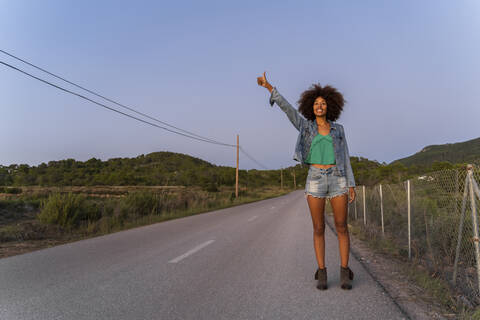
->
<box><xmin>314</xmin><ymin>268</ymin><xmax>319</xmax><ymax>280</ymax></box>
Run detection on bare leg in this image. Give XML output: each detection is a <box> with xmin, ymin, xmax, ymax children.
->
<box><xmin>330</xmin><ymin>193</ymin><xmax>350</xmax><ymax>268</ymax></box>
<box><xmin>306</xmin><ymin>194</ymin><xmax>327</xmax><ymax>269</ymax></box>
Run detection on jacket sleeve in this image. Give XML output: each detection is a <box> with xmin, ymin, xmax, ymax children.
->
<box><xmin>341</xmin><ymin>125</ymin><xmax>356</xmax><ymax>188</ymax></box>
<box><xmin>269</xmin><ymin>87</ymin><xmax>305</xmax><ymax>131</ymax></box>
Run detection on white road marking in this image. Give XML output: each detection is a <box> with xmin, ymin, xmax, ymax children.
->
<box><xmin>247</xmin><ymin>215</ymin><xmax>258</xmax><ymax>222</ymax></box>
<box><xmin>168</xmin><ymin>240</ymin><xmax>215</xmax><ymax>263</ymax></box>
<box><xmin>270</xmin><ymin>206</ymin><xmax>275</xmax><ymax>209</ymax></box>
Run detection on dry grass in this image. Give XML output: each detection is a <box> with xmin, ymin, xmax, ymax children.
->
<box><xmin>348</xmin><ymin>220</ymin><xmax>479</xmax><ymax>318</ymax></box>
<box><xmin>0</xmin><ymin>185</ymin><xmax>293</xmax><ymax>259</ymax></box>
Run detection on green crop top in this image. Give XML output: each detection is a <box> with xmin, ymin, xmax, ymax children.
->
<box><xmin>306</xmin><ymin>133</ymin><xmax>336</xmax><ymax>165</ymax></box>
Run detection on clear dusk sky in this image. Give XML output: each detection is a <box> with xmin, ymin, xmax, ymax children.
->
<box><xmin>1</xmin><ymin>0</ymin><xmax>479</xmax><ymax>170</ymax></box>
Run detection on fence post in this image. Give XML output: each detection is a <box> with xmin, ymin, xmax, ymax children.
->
<box><xmin>467</xmin><ymin>164</ymin><xmax>480</xmax><ymax>294</ymax></box>
<box><xmin>363</xmin><ymin>185</ymin><xmax>366</xmax><ymax>226</ymax></box>
<box><xmin>471</xmin><ymin>172</ymin><xmax>480</xmax><ymax>200</ymax></box>
<box><xmin>407</xmin><ymin>179</ymin><xmax>411</xmax><ymax>260</ymax></box>
<box><xmin>454</xmin><ymin>169</ymin><xmax>459</xmax><ymax>211</ymax></box>
<box><xmin>354</xmin><ymin>188</ymin><xmax>357</xmax><ymax>220</ymax></box>
<box><xmin>380</xmin><ymin>184</ymin><xmax>384</xmax><ymax>236</ymax></box>
<box><xmin>453</xmin><ymin>170</ymin><xmax>470</xmax><ymax>285</ymax></box>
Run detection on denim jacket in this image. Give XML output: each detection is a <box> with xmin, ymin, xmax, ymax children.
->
<box><xmin>269</xmin><ymin>87</ymin><xmax>356</xmax><ymax>187</ymax></box>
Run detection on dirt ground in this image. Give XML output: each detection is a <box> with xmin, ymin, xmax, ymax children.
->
<box><xmin>0</xmin><ymin>233</ymin><xmax>86</xmax><ymax>259</ymax></box>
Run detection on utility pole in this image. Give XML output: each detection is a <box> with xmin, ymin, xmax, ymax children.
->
<box><xmin>281</xmin><ymin>167</ymin><xmax>283</xmax><ymax>190</ymax></box>
<box><xmin>236</xmin><ymin>134</ymin><xmax>239</xmax><ymax>198</ymax></box>
<box><xmin>293</xmin><ymin>168</ymin><xmax>296</xmax><ymax>189</ymax></box>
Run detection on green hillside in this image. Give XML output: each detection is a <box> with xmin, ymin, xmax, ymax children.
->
<box><xmin>0</xmin><ymin>151</ymin><xmax>306</xmax><ymax>190</ymax></box>
<box><xmin>390</xmin><ymin>137</ymin><xmax>480</xmax><ymax>167</ymax></box>
<box><xmin>2</xmin><ymin>136</ymin><xmax>479</xmax><ymax>190</ymax></box>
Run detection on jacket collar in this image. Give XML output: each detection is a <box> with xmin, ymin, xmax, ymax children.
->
<box><xmin>310</xmin><ymin>119</ymin><xmax>337</xmax><ymax>129</ymax></box>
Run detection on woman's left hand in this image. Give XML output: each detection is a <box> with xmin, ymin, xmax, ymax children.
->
<box><xmin>348</xmin><ymin>187</ymin><xmax>356</xmax><ymax>204</ymax></box>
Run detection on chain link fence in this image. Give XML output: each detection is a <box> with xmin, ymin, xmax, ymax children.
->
<box><xmin>348</xmin><ymin>163</ymin><xmax>480</xmax><ymax>306</ymax></box>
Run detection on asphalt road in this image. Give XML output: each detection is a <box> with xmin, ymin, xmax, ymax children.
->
<box><xmin>0</xmin><ymin>190</ymin><xmax>408</xmax><ymax>320</ymax></box>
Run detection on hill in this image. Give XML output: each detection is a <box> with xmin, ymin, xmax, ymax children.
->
<box><xmin>390</xmin><ymin>137</ymin><xmax>480</xmax><ymax>167</ymax></box>
<box><xmin>0</xmin><ymin>151</ymin><xmax>302</xmax><ymax>189</ymax></box>
<box><xmin>2</xmin><ymin>136</ymin><xmax>479</xmax><ymax>190</ymax></box>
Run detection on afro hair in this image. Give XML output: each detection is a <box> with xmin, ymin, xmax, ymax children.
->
<box><xmin>297</xmin><ymin>83</ymin><xmax>345</xmax><ymax>121</ymax></box>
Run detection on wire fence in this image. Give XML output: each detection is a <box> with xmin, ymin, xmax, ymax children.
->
<box><xmin>348</xmin><ymin>163</ymin><xmax>480</xmax><ymax>306</ymax></box>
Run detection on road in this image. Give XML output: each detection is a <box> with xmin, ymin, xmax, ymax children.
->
<box><xmin>0</xmin><ymin>190</ymin><xmax>407</xmax><ymax>320</ymax></box>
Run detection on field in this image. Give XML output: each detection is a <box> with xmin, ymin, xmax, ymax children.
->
<box><xmin>0</xmin><ymin>185</ymin><xmax>292</xmax><ymax>259</ymax></box>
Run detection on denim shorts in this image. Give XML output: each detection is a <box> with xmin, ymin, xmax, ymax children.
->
<box><xmin>304</xmin><ymin>165</ymin><xmax>349</xmax><ymax>200</ymax></box>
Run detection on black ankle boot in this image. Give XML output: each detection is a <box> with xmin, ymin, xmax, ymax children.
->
<box><xmin>340</xmin><ymin>266</ymin><xmax>354</xmax><ymax>290</ymax></box>
<box><xmin>314</xmin><ymin>267</ymin><xmax>328</xmax><ymax>290</ymax></box>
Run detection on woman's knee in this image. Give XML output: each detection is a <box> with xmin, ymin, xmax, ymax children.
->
<box><xmin>334</xmin><ymin>221</ymin><xmax>348</xmax><ymax>235</ymax></box>
<box><xmin>313</xmin><ymin>224</ymin><xmax>325</xmax><ymax>237</ymax></box>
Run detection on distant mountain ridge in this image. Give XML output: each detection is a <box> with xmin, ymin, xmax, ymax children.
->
<box><xmin>390</xmin><ymin>137</ymin><xmax>480</xmax><ymax>167</ymax></box>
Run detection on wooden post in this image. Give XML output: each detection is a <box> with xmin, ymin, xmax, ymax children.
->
<box><xmin>281</xmin><ymin>168</ymin><xmax>283</xmax><ymax>190</ymax></box>
<box><xmin>379</xmin><ymin>184</ymin><xmax>384</xmax><ymax>235</ymax></box>
<box><xmin>236</xmin><ymin>134</ymin><xmax>239</xmax><ymax>198</ymax></box>
<box><xmin>354</xmin><ymin>192</ymin><xmax>357</xmax><ymax>220</ymax></box>
<box><xmin>467</xmin><ymin>165</ymin><xmax>480</xmax><ymax>293</ymax></box>
<box><xmin>293</xmin><ymin>168</ymin><xmax>296</xmax><ymax>189</ymax></box>
<box><xmin>407</xmin><ymin>179</ymin><xmax>411</xmax><ymax>260</ymax></box>
<box><xmin>363</xmin><ymin>185</ymin><xmax>366</xmax><ymax>226</ymax></box>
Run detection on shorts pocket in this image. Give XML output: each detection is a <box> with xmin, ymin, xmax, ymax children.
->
<box><xmin>307</xmin><ymin>175</ymin><xmax>325</xmax><ymax>193</ymax></box>
<box><xmin>337</xmin><ymin>176</ymin><xmax>347</xmax><ymax>188</ymax></box>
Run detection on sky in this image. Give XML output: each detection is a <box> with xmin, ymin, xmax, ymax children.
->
<box><xmin>1</xmin><ymin>0</ymin><xmax>479</xmax><ymax>170</ymax></box>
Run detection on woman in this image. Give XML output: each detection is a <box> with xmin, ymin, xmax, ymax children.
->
<box><xmin>256</xmin><ymin>72</ymin><xmax>356</xmax><ymax>290</ymax></box>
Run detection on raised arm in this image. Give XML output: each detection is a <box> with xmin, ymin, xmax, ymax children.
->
<box><xmin>257</xmin><ymin>72</ymin><xmax>305</xmax><ymax>131</ymax></box>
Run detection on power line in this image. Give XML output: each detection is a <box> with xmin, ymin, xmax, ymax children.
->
<box><xmin>1</xmin><ymin>57</ymin><xmax>272</xmax><ymax>170</ymax></box>
<box><xmin>0</xmin><ymin>60</ymin><xmax>236</xmax><ymax>147</ymax></box>
<box><xmin>239</xmin><ymin>146</ymin><xmax>269</xmax><ymax>170</ymax></box>
<box><xmin>0</xmin><ymin>49</ymin><xmax>229</xmax><ymax>146</ymax></box>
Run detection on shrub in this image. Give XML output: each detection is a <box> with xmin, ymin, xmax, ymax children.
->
<box><xmin>122</xmin><ymin>191</ymin><xmax>160</xmax><ymax>217</ymax></box>
<box><xmin>204</xmin><ymin>182</ymin><xmax>219</xmax><ymax>192</ymax></box>
<box><xmin>0</xmin><ymin>199</ymin><xmax>24</xmax><ymax>211</ymax></box>
<box><xmin>238</xmin><ymin>190</ymin><xmax>248</xmax><ymax>197</ymax></box>
<box><xmin>0</xmin><ymin>222</ymin><xmax>49</xmax><ymax>242</ymax></box>
<box><xmin>37</xmin><ymin>192</ymin><xmax>101</xmax><ymax>228</ymax></box>
<box><xmin>4</xmin><ymin>187</ymin><xmax>22</xmax><ymax>194</ymax></box>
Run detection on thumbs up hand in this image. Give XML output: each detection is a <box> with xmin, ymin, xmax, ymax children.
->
<box><xmin>256</xmin><ymin>71</ymin><xmax>273</xmax><ymax>92</ymax></box>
